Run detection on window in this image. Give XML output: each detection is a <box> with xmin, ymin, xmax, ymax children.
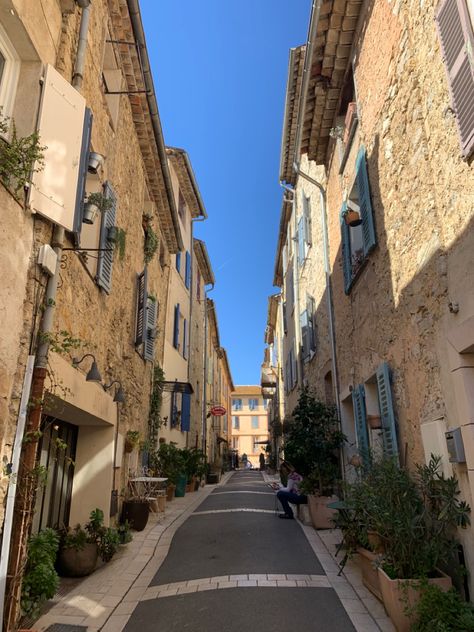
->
<box><xmin>341</xmin><ymin>148</ymin><xmax>376</xmax><ymax>293</ymax></box>
<box><xmin>253</xmin><ymin>436</ymin><xmax>264</xmax><ymax>452</ymax></box>
<box><xmin>436</xmin><ymin>0</ymin><xmax>474</xmax><ymax>158</ymax></box>
<box><xmin>248</xmin><ymin>398</ymin><xmax>258</xmax><ymax>410</ymax></box>
<box><xmin>282</xmin><ymin>244</ymin><xmax>288</xmax><ymax>273</ymax></box>
<box><xmin>176</xmin><ymin>251</ymin><xmax>181</xmax><ymax>273</ymax></box>
<box><xmin>178</xmin><ymin>191</ymin><xmax>186</xmax><ymax>222</ymax></box>
<box><xmin>297</xmin><ymin>193</ymin><xmax>312</xmax><ymax>266</ymax></box>
<box><xmin>170</xmin><ymin>392</ymin><xmax>181</xmax><ymax>428</ymax></box>
<box><xmin>101</xmin><ymin>32</ymin><xmax>123</xmax><ymax>130</ymax></box>
<box><xmin>232</xmin><ymin>437</ymin><xmax>239</xmax><ymax>450</ymax></box>
<box><xmin>287</xmin><ymin>267</ymin><xmax>294</xmax><ymax>310</ymax></box>
<box><xmin>263</xmin><ymin>399</ymin><xmax>269</xmax><ymax>410</ymax></box>
<box><xmin>352</xmin><ymin>362</ymin><xmax>399</xmax><ymax>466</ymax></box>
<box><xmin>0</xmin><ymin>24</ymin><xmax>20</xmax><ymax>128</ymax></box>
<box><xmin>285</xmin><ymin>345</ymin><xmax>298</xmax><ymax>393</ymax></box>
<box><xmin>185</xmin><ymin>251</ymin><xmax>191</xmax><ymax>289</ymax></box>
<box><xmin>301</xmin><ymin>295</ymin><xmax>316</xmax><ymax>361</ymax></box>
<box><xmin>232</xmin><ymin>399</ymin><xmax>242</xmax><ymax>411</ymax></box>
<box><xmin>232</xmin><ymin>416</ymin><xmax>240</xmax><ymax>430</ymax></box>
<box><xmin>182</xmin><ymin>318</ymin><xmax>188</xmax><ymax>359</ymax></box>
<box><xmin>251</xmin><ymin>416</ymin><xmax>259</xmax><ymax>429</ymax></box>
<box><xmin>173</xmin><ymin>304</ymin><xmax>180</xmax><ymax>349</ymax></box>
<box><xmin>282</xmin><ymin>301</ymin><xmax>288</xmax><ymax>334</ymax></box>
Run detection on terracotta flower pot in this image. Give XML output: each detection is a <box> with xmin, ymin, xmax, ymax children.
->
<box><xmin>344</xmin><ymin>209</ymin><xmax>362</xmax><ymax>227</ymax></box>
<box><xmin>367</xmin><ymin>414</ymin><xmax>382</xmax><ymax>429</ymax></box>
<box><xmin>367</xmin><ymin>530</ymin><xmax>385</xmax><ymax>553</ymax></box>
<box><xmin>166</xmin><ymin>484</ymin><xmax>176</xmax><ymax>501</ymax></box>
<box><xmin>357</xmin><ymin>547</ymin><xmax>382</xmax><ymax>601</ymax></box>
<box><xmin>378</xmin><ymin>567</ymin><xmax>452</xmax><ymax>632</ymax></box>
<box><xmin>307</xmin><ymin>494</ymin><xmax>338</xmax><ymax>529</ymax></box>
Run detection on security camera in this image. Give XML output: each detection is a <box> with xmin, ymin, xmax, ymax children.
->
<box><xmin>88</xmin><ymin>152</ymin><xmax>105</xmax><ymax>174</ymax></box>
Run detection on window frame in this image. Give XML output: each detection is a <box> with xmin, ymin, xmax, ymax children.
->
<box><xmin>0</xmin><ymin>23</ymin><xmax>20</xmax><ymax>132</ymax></box>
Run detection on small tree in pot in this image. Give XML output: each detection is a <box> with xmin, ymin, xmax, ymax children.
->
<box><xmin>284</xmin><ymin>388</ymin><xmax>345</xmax><ymax>528</ymax></box>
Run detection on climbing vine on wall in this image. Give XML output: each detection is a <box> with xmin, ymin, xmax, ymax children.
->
<box><xmin>148</xmin><ymin>364</ymin><xmax>165</xmax><ymax>446</ymax></box>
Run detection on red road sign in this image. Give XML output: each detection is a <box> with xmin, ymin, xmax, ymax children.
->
<box><xmin>210</xmin><ymin>406</ymin><xmax>226</xmax><ymax>416</ymax></box>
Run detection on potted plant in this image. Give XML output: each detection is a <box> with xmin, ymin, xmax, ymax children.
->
<box><xmin>83</xmin><ymin>191</ymin><xmax>113</xmax><ymax>225</ymax></box>
<box><xmin>355</xmin><ymin>456</ymin><xmax>470</xmax><ymax>632</ymax></box>
<box><xmin>181</xmin><ymin>448</ymin><xmax>207</xmax><ymax>492</ymax></box>
<box><xmin>20</xmin><ymin>528</ymin><xmax>59</xmax><ymax>620</ymax></box>
<box><xmin>124</xmin><ymin>430</ymin><xmax>140</xmax><ymax>454</ymax></box>
<box><xmin>121</xmin><ymin>485</ymin><xmax>151</xmax><ymax>531</ymax></box>
<box><xmin>284</xmin><ymin>388</ymin><xmax>345</xmax><ymax>529</ymax></box>
<box><xmin>410</xmin><ymin>583</ymin><xmax>474</xmax><ymax>631</ymax></box>
<box><xmin>116</xmin><ymin>520</ymin><xmax>133</xmax><ymax>545</ymax></box>
<box><xmin>57</xmin><ymin>524</ymin><xmax>98</xmax><ymax>577</ymax></box>
<box><xmin>150</xmin><ymin>442</ymin><xmax>184</xmax><ymax>501</ymax></box>
<box><xmin>343</xmin><ymin>203</ymin><xmax>362</xmax><ymax>227</ymax></box>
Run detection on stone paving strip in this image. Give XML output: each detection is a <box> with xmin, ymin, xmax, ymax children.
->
<box><xmin>192</xmin><ymin>508</ymin><xmax>276</xmax><ymax>516</ymax></box>
<box><xmin>210</xmin><ymin>490</ymin><xmax>274</xmax><ymax>495</ymax></box>
<box><xmin>141</xmin><ymin>573</ymin><xmax>332</xmax><ymax>599</ymax></box>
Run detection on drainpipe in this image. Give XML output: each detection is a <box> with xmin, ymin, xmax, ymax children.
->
<box><xmin>202</xmin><ymin>285</ymin><xmax>215</xmax><ymax>457</ymax></box>
<box><xmin>3</xmin><ymin>5</ymin><xmax>92</xmax><ymax>629</ymax></box>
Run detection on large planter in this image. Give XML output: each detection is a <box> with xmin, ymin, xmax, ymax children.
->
<box><xmin>378</xmin><ymin>567</ymin><xmax>452</xmax><ymax>632</ymax></box>
<box><xmin>307</xmin><ymin>495</ymin><xmax>338</xmax><ymax>529</ymax></box>
<box><xmin>175</xmin><ymin>473</ymin><xmax>187</xmax><ymax>497</ymax></box>
<box><xmin>357</xmin><ymin>547</ymin><xmax>382</xmax><ymax>601</ymax></box>
<box><xmin>166</xmin><ymin>484</ymin><xmax>176</xmax><ymax>501</ymax></box>
<box><xmin>57</xmin><ymin>543</ymin><xmax>98</xmax><ymax>577</ymax></box>
<box><xmin>121</xmin><ymin>499</ymin><xmax>150</xmax><ymax>532</ymax></box>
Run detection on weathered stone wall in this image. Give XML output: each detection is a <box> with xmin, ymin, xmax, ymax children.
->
<box><xmin>189</xmin><ymin>257</ymin><xmax>206</xmax><ymax>450</ymax></box>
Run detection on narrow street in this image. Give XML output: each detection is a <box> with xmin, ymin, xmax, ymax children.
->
<box><xmin>124</xmin><ymin>471</ymin><xmax>356</xmax><ymax>632</ymax></box>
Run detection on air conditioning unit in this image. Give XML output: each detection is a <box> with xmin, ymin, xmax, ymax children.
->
<box><xmin>343</xmin><ymin>102</ymin><xmax>358</xmax><ymax>145</ymax></box>
<box><xmin>37</xmin><ymin>244</ymin><xmax>58</xmax><ymax>276</ymax></box>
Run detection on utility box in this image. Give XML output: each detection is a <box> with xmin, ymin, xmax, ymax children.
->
<box><xmin>37</xmin><ymin>244</ymin><xmax>58</xmax><ymax>276</ymax></box>
<box><xmin>445</xmin><ymin>427</ymin><xmax>466</xmax><ymax>463</ymax></box>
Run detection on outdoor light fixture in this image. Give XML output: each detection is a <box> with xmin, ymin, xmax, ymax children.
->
<box><xmin>103</xmin><ymin>380</ymin><xmax>126</xmax><ymax>404</ymax></box>
<box><xmin>72</xmin><ymin>353</ymin><xmax>103</xmax><ymax>383</ymax></box>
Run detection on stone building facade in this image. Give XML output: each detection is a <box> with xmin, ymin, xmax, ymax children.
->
<box><xmin>271</xmin><ymin>0</ymin><xmax>474</xmax><ymax>588</ymax></box>
<box><xmin>230</xmin><ymin>386</ymin><xmax>269</xmax><ymax>469</ymax></box>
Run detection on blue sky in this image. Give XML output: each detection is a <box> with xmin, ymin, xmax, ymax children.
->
<box><xmin>141</xmin><ymin>1</ymin><xmax>310</xmax><ymax>385</ymax></box>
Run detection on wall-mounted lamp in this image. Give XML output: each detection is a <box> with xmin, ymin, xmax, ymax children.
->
<box><xmin>72</xmin><ymin>354</ymin><xmax>102</xmax><ymax>383</ymax></box>
<box><xmin>103</xmin><ymin>380</ymin><xmax>126</xmax><ymax>404</ymax></box>
<box><xmin>88</xmin><ymin>151</ymin><xmax>105</xmax><ymax>174</ymax></box>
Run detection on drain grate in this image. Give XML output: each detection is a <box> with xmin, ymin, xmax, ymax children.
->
<box><xmin>45</xmin><ymin>626</ymin><xmax>88</xmax><ymax>632</ymax></box>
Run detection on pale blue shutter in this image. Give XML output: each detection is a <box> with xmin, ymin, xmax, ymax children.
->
<box><xmin>352</xmin><ymin>384</ymin><xmax>369</xmax><ymax>465</ymax></box>
<box><xmin>300</xmin><ymin>309</ymin><xmax>310</xmax><ymax>360</ymax></box>
<box><xmin>181</xmin><ymin>392</ymin><xmax>191</xmax><ymax>432</ymax></box>
<box><xmin>356</xmin><ymin>148</ymin><xmax>376</xmax><ymax>255</ymax></box>
<box><xmin>143</xmin><ymin>298</ymin><xmax>158</xmax><ymax>361</ymax></box>
<box><xmin>96</xmin><ymin>182</ymin><xmax>116</xmax><ymax>293</ymax></box>
<box><xmin>340</xmin><ymin>203</ymin><xmax>352</xmax><ymax>294</ymax></box>
<box><xmin>185</xmin><ymin>251</ymin><xmax>191</xmax><ymax>289</ymax></box>
<box><xmin>302</xmin><ymin>194</ymin><xmax>312</xmax><ymax>246</ymax></box>
<box><xmin>176</xmin><ymin>252</ymin><xmax>181</xmax><ymax>272</ymax></box>
<box><xmin>307</xmin><ymin>296</ymin><xmax>316</xmax><ymax>352</ymax></box>
<box><xmin>376</xmin><ymin>362</ymin><xmax>399</xmax><ymax>463</ymax></box>
<box><xmin>173</xmin><ymin>304</ymin><xmax>180</xmax><ymax>348</ymax></box>
<box><xmin>135</xmin><ymin>268</ymin><xmax>147</xmax><ymax>346</ymax></box>
<box><xmin>73</xmin><ymin>107</ymin><xmax>93</xmax><ymax>246</ymax></box>
<box><xmin>183</xmin><ymin>318</ymin><xmax>188</xmax><ymax>359</ymax></box>
<box><xmin>283</xmin><ymin>302</ymin><xmax>288</xmax><ymax>333</ymax></box>
<box><xmin>297</xmin><ymin>217</ymin><xmax>305</xmax><ymax>265</ymax></box>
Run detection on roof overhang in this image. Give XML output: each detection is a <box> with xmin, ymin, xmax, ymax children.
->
<box><xmin>166</xmin><ymin>147</ymin><xmax>207</xmax><ymax>219</ymax></box>
<box><xmin>194</xmin><ymin>238</ymin><xmax>215</xmax><ymax>285</ymax></box>
<box><xmin>273</xmin><ymin>198</ymin><xmax>293</xmax><ymax>287</ymax></box>
<box><xmin>219</xmin><ymin>347</ymin><xmax>235</xmax><ymax>392</ymax></box>
<box><xmin>119</xmin><ymin>0</ymin><xmax>183</xmax><ymax>253</ymax></box>
<box><xmin>279</xmin><ymin>46</ymin><xmax>306</xmax><ymax>185</ymax></box>
<box><xmin>284</xmin><ymin>0</ymin><xmax>363</xmax><ymax>167</ymax></box>
<box><xmin>207</xmin><ymin>298</ymin><xmax>221</xmax><ymax>349</ymax></box>
<box><xmin>265</xmin><ymin>294</ymin><xmax>280</xmax><ymax>344</ymax></box>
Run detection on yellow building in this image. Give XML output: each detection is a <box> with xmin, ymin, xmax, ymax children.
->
<box><xmin>230</xmin><ymin>386</ymin><xmax>269</xmax><ymax>469</ymax></box>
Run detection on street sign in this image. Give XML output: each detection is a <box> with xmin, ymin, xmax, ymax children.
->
<box><xmin>210</xmin><ymin>406</ymin><xmax>226</xmax><ymax>416</ymax></box>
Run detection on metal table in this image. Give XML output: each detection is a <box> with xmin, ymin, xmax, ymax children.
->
<box><xmin>128</xmin><ymin>477</ymin><xmax>168</xmax><ymax>499</ymax></box>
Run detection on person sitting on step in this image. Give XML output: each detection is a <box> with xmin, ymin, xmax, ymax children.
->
<box><xmin>274</xmin><ymin>461</ymin><xmax>307</xmax><ymax>520</ymax></box>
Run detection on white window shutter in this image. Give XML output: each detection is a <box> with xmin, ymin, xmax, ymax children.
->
<box><xmin>143</xmin><ymin>297</ymin><xmax>158</xmax><ymax>362</ymax></box>
<box><xmin>29</xmin><ymin>64</ymin><xmax>86</xmax><ymax>231</ymax></box>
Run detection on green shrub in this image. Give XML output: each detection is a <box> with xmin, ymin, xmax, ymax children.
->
<box><xmin>411</xmin><ymin>584</ymin><xmax>474</xmax><ymax>631</ymax></box>
<box><xmin>21</xmin><ymin>528</ymin><xmax>59</xmax><ymax>617</ymax></box>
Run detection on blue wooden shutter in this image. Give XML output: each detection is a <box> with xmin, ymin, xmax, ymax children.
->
<box><xmin>297</xmin><ymin>217</ymin><xmax>305</xmax><ymax>265</ymax></box>
<box><xmin>376</xmin><ymin>362</ymin><xmax>399</xmax><ymax>463</ymax></box>
<box><xmin>352</xmin><ymin>384</ymin><xmax>370</xmax><ymax>465</ymax></box>
<box><xmin>436</xmin><ymin>0</ymin><xmax>474</xmax><ymax>158</ymax></box>
<box><xmin>340</xmin><ymin>203</ymin><xmax>352</xmax><ymax>294</ymax></box>
<box><xmin>176</xmin><ymin>251</ymin><xmax>181</xmax><ymax>272</ymax></box>
<box><xmin>144</xmin><ymin>298</ymin><xmax>158</xmax><ymax>361</ymax></box>
<box><xmin>300</xmin><ymin>309</ymin><xmax>310</xmax><ymax>360</ymax></box>
<box><xmin>173</xmin><ymin>304</ymin><xmax>180</xmax><ymax>349</ymax></box>
<box><xmin>307</xmin><ymin>295</ymin><xmax>316</xmax><ymax>352</ymax></box>
<box><xmin>183</xmin><ymin>318</ymin><xmax>188</xmax><ymax>359</ymax></box>
<box><xmin>73</xmin><ymin>108</ymin><xmax>93</xmax><ymax>246</ymax></box>
<box><xmin>356</xmin><ymin>148</ymin><xmax>376</xmax><ymax>255</ymax></box>
<box><xmin>96</xmin><ymin>182</ymin><xmax>116</xmax><ymax>293</ymax></box>
<box><xmin>135</xmin><ymin>268</ymin><xmax>147</xmax><ymax>346</ymax></box>
<box><xmin>185</xmin><ymin>251</ymin><xmax>191</xmax><ymax>289</ymax></box>
<box><xmin>181</xmin><ymin>392</ymin><xmax>191</xmax><ymax>432</ymax></box>
<box><xmin>302</xmin><ymin>194</ymin><xmax>312</xmax><ymax>245</ymax></box>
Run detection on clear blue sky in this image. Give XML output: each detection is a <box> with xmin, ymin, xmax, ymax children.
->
<box><xmin>141</xmin><ymin>1</ymin><xmax>310</xmax><ymax>385</ymax></box>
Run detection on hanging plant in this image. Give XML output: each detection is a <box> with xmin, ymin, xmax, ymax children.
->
<box><xmin>115</xmin><ymin>227</ymin><xmax>127</xmax><ymax>261</ymax></box>
<box><xmin>0</xmin><ymin>116</ymin><xmax>46</xmax><ymax>198</ymax></box>
<box><xmin>148</xmin><ymin>364</ymin><xmax>165</xmax><ymax>447</ymax></box>
<box><xmin>144</xmin><ymin>225</ymin><xmax>159</xmax><ymax>264</ymax></box>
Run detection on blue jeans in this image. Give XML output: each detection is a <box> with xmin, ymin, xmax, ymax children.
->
<box><xmin>277</xmin><ymin>490</ymin><xmax>308</xmax><ymax>518</ymax></box>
